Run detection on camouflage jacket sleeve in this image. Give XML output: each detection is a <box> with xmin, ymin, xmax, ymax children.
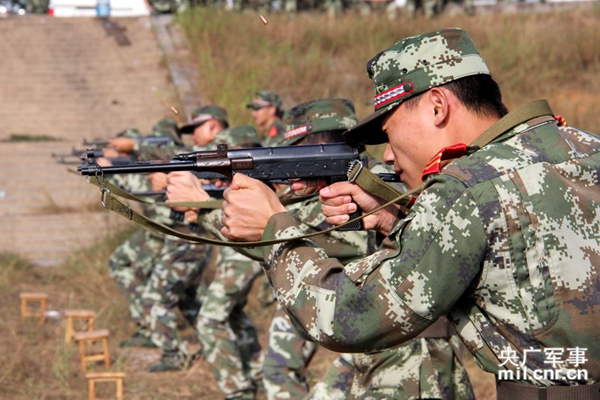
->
<box><xmin>262</xmin><ymin>173</ymin><xmax>485</xmax><ymax>353</ymax></box>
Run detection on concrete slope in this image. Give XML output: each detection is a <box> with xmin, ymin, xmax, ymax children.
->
<box><xmin>0</xmin><ymin>15</ymin><xmax>198</xmax><ymax>266</ymax></box>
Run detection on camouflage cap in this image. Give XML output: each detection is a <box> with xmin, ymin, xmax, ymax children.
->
<box><xmin>214</xmin><ymin>125</ymin><xmax>262</xmax><ymax>148</ymax></box>
<box><xmin>344</xmin><ymin>28</ymin><xmax>490</xmax><ymax>145</ymax></box>
<box><xmin>180</xmin><ymin>105</ymin><xmax>229</xmax><ymax>134</ymax></box>
<box><xmin>116</xmin><ymin>128</ymin><xmax>142</xmax><ymax>138</ymax></box>
<box><xmin>150</xmin><ymin>117</ymin><xmax>180</xmax><ymax>139</ymax></box>
<box><xmin>278</xmin><ymin>98</ymin><xmax>357</xmax><ymax>146</ymax></box>
<box><xmin>246</xmin><ymin>91</ymin><xmax>283</xmax><ymax>113</ymax></box>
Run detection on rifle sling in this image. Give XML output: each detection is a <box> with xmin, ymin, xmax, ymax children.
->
<box><xmin>92</xmin><ymin>99</ymin><xmax>554</xmax><ymax>247</ymax></box>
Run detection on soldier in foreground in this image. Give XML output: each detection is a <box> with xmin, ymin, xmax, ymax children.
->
<box><xmin>168</xmin><ymin>98</ymin><xmax>474</xmax><ymax>399</ymax></box>
<box><xmin>219</xmin><ymin>28</ymin><xmax>600</xmax><ymax>398</ymax></box>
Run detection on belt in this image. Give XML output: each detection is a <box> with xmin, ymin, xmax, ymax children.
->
<box><xmin>496</xmin><ymin>380</ymin><xmax>600</xmax><ymax>400</ymax></box>
<box><xmin>417</xmin><ymin>318</ymin><xmax>452</xmax><ymax>338</ymax></box>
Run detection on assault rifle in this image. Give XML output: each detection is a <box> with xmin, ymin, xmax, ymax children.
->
<box><xmin>131</xmin><ymin>184</ymin><xmax>226</xmax><ymax>200</ymax></box>
<box><xmin>79</xmin><ymin>142</ymin><xmax>398</xmax><ymax>183</ymax></box>
<box><xmin>79</xmin><ymin>142</ymin><xmax>400</xmax><ymax>230</ymax></box>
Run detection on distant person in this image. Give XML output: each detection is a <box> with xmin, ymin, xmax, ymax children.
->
<box><xmin>180</xmin><ymin>105</ymin><xmax>230</xmax><ymax>150</ymax></box>
<box><xmin>246</xmin><ymin>91</ymin><xmax>285</xmax><ymax>147</ymax></box>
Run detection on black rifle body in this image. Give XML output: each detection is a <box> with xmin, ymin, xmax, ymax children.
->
<box><xmin>79</xmin><ymin>143</ymin><xmax>380</xmax><ymax>184</ymax></box>
<box><xmin>79</xmin><ymin>143</ymin><xmax>400</xmax><ymax>230</ymax></box>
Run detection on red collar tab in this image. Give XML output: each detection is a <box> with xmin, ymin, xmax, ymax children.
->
<box><xmin>555</xmin><ymin>115</ymin><xmax>568</xmax><ymax>126</ymax></box>
<box><xmin>268</xmin><ymin>125</ymin><xmax>279</xmax><ymax>138</ymax></box>
<box><xmin>421</xmin><ymin>143</ymin><xmax>468</xmax><ymax>181</ymax></box>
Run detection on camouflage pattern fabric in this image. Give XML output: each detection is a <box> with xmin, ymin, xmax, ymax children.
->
<box><xmin>142</xmin><ymin>234</ymin><xmax>210</xmax><ymax>356</ymax></box>
<box><xmin>195</xmin><ymin>245</ymin><xmax>264</xmax><ymax>399</ymax></box>
<box><xmin>263</xmin><ymin>113</ymin><xmax>600</xmax><ymax>385</ymax></box>
<box><xmin>180</xmin><ymin>105</ymin><xmax>229</xmax><ymax>134</ymax></box>
<box><xmin>246</xmin><ymin>91</ymin><xmax>283</xmax><ymax>114</ymax></box>
<box><xmin>107</xmin><ymin>172</ymin><xmax>169</xmax><ymax>340</ymax></box>
<box><xmin>263</xmin><ymin>303</ymin><xmax>317</xmax><ymax>400</ymax></box>
<box><xmin>261</xmin><ymin>120</ymin><xmax>286</xmax><ymax>148</ymax></box>
<box><xmin>196</xmin><ymin>93</ymin><xmax>473</xmax><ymax>397</ymax></box>
<box><xmin>265</xmin><ymin>181</ymin><xmax>473</xmax><ymax>400</ymax></box>
<box><xmin>106</xmin><ymin>133</ymin><xmax>211</xmax><ymax>364</ymax></box>
<box><xmin>306</xmin><ymin>353</ymin><xmax>354</xmax><ymax>400</ymax></box>
<box><xmin>279</xmin><ymin>98</ymin><xmax>357</xmax><ymax>146</ymax></box>
<box><xmin>109</xmin><ymin>228</ymin><xmax>164</xmax><ymax>339</ymax></box>
<box><xmin>215</xmin><ymin>125</ymin><xmax>262</xmax><ymax>148</ymax></box>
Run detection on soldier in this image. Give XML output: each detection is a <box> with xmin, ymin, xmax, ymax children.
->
<box><xmin>246</xmin><ymin>91</ymin><xmax>285</xmax><ymax>147</ymax></box>
<box><xmin>191</xmin><ymin>126</ymin><xmax>265</xmax><ymax>399</ymax></box>
<box><xmin>104</xmin><ymin>118</ymin><xmax>202</xmax><ymax>351</ymax></box>
<box><xmin>164</xmin><ymin>126</ymin><xmax>265</xmax><ymax>398</ymax></box>
<box><xmin>169</xmin><ymin>98</ymin><xmax>474</xmax><ymax>399</ymax></box>
<box><xmin>180</xmin><ymin>104</ymin><xmax>230</xmax><ymax>150</ymax></box>
<box><xmin>220</xmin><ymin>28</ymin><xmax>600</xmax><ymax>398</ymax></box>
<box><xmin>260</xmin><ymin>98</ymin><xmax>473</xmax><ymax>400</ymax></box>
<box><xmin>141</xmin><ymin>106</ymin><xmax>229</xmax><ymax>372</ymax></box>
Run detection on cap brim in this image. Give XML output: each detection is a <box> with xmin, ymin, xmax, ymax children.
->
<box><xmin>343</xmin><ymin>103</ymin><xmax>397</xmax><ymax>145</ymax></box>
<box><xmin>179</xmin><ymin>123</ymin><xmax>199</xmax><ymax>134</ymax></box>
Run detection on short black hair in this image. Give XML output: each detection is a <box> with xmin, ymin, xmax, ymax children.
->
<box><xmin>445</xmin><ymin>74</ymin><xmax>508</xmax><ymax>119</ymax></box>
<box><xmin>404</xmin><ymin>74</ymin><xmax>508</xmax><ymax>119</ymax></box>
<box><xmin>294</xmin><ymin>130</ymin><xmax>345</xmax><ymax>145</ymax></box>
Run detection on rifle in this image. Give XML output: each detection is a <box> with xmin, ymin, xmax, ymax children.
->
<box><xmin>54</xmin><ymin>153</ymin><xmax>138</xmax><ymax>167</ymax></box>
<box><xmin>82</xmin><ymin>136</ymin><xmax>175</xmax><ymax>148</ymax></box>
<box><xmin>79</xmin><ymin>142</ymin><xmax>398</xmax><ymax>181</ymax></box>
<box><xmin>54</xmin><ymin>155</ymin><xmax>82</xmax><ymax>165</ymax></box>
<box><xmin>131</xmin><ymin>184</ymin><xmax>226</xmax><ymax>199</ymax></box>
<box><xmin>79</xmin><ymin>142</ymin><xmax>400</xmax><ymax>230</ymax></box>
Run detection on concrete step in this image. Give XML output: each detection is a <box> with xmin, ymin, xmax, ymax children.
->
<box><xmin>0</xmin><ymin>15</ymin><xmax>192</xmax><ymax>266</ymax></box>
<box><xmin>0</xmin><ymin>16</ymin><xmax>180</xmax><ymax>141</ymax></box>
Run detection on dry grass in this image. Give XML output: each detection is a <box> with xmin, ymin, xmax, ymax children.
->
<box><xmin>0</xmin><ymin>241</ymin><xmax>496</xmax><ymax>399</ymax></box>
<box><xmin>177</xmin><ymin>5</ymin><xmax>600</xmax><ymax>134</ymax></box>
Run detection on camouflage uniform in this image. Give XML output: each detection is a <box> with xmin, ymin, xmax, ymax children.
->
<box><xmin>260</xmin><ymin>29</ymin><xmax>600</xmax><ymax>395</ymax></box>
<box><xmin>109</xmin><ymin>118</ymin><xmax>213</xmax><ymax>370</ymax></box>
<box><xmin>140</xmin><ymin>123</ymin><xmax>213</xmax><ymax>371</ymax></box>
<box><xmin>108</xmin><ymin>123</ymin><xmax>179</xmax><ymax>348</ymax></box>
<box><xmin>108</xmin><ymin>174</ymin><xmax>167</xmax><ymax>347</ymax></box>
<box><xmin>264</xmin><ymin>98</ymin><xmax>473</xmax><ymax>400</ymax></box>
<box><xmin>196</xmin><ymin>245</ymin><xmax>264</xmax><ymax>399</ymax></box>
<box><xmin>266</xmin><ymin>190</ymin><xmax>473</xmax><ymax>400</ymax></box>
<box><xmin>142</xmin><ymin>231</ymin><xmax>210</xmax><ymax>366</ymax></box>
<box><xmin>194</xmin><ymin>125</ymin><xmax>266</xmax><ymax>398</ymax></box>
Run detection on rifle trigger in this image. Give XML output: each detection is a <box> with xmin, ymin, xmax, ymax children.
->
<box><xmin>347</xmin><ymin>160</ymin><xmax>364</xmax><ymax>183</ymax></box>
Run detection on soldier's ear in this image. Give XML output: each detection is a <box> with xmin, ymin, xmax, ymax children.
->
<box><xmin>428</xmin><ymin>88</ymin><xmax>450</xmax><ymax>127</ymax></box>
